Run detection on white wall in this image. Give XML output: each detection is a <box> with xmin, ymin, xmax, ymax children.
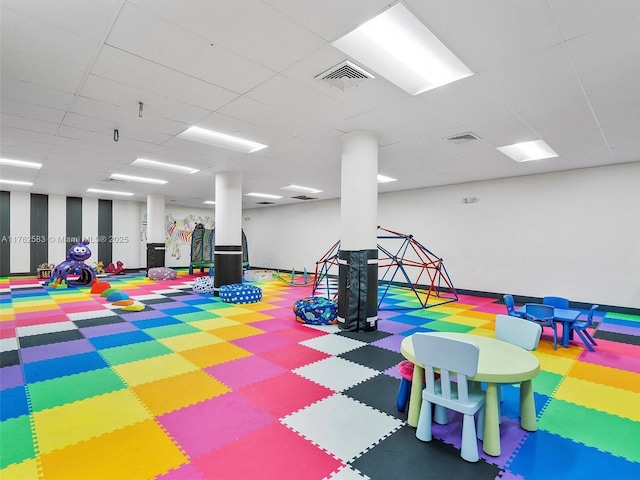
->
<box><xmin>112</xmin><ymin>200</ymin><xmax>142</xmax><ymax>269</ymax></box>
<box><xmin>243</xmin><ymin>163</ymin><xmax>640</xmax><ymax>308</ymax></box>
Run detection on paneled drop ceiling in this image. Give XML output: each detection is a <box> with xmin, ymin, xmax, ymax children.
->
<box><xmin>1</xmin><ymin>0</ymin><xmax>639</xmax><ymax>208</ymax></box>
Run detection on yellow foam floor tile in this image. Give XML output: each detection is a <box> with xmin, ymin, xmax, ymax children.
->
<box><xmin>459</xmin><ymin>310</ymin><xmax>497</xmax><ymax>321</ymax></box>
<box><xmin>191</xmin><ymin>317</ymin><xmax>241</xmax><ymax>330</ymax></box>
<box><xmin>569</xmin><ymin>361</ymin><xmax>640</xmax><ymax>393</ymax></box>
<box><xmin>34</xmin><ymin>389</ymin><xmax>151</xmax><ymax>454</ymax></box>
<box><xmin>114</xmin><ymin>353</ymin><xmax>198</xmax><ymax>386</ymax></box>
<box><xmin>227</xmin><ymin>312</ymin><xmax>274</xmax><ymax>324</ymax></box>
<box><xmin>443</xmin><ymin>314</ymin><xmax>493</xmax><ymax>328</ymax></box>
<box><xmin>158</xmin><ymin>331</ymin><xmax>224</xmax><ymax>352</ymax></box>
<box><xmin>179</xmin><ymin>342</ymin><xmax>252</xmax><ymax>368</ymax></box>
<box><xmin>133</xmin><ymin>370</ymin><xmax>231</xmax><ymax>415</ymax></box>
<box><xmin>209</xmin><ymin>324</ymin><xmax>265</xmax><ymax>341</ymax></box>
<box><xmin>39</xmin><ymin>419</ymin><xmax>187</xmax><ymax>480</ymax></box>
<box><xmin>535</xmin><ymin>351</ymin><xmax>577</xmax><ymax>376</ymax></box>
<box><xmin>554</xmin><ymin>377</ymin><xmax>640</xmax><ymax>421</ymax></box>
<box><xmin>0</xmin><ymin>459</ymin><xmax>39</xmax><ymax>480</ymax></box>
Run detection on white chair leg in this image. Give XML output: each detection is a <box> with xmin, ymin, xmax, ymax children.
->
<box><xmin>434</xmin><ymin>405</ymin><xmax>448</xmax><ymax>424</ymax></box>
<box><xmin>416</xmin><ymin>400</ymin><xmax>433</xmax><ymax>442</ymax></box>
<box><xmin>460</xmin><ymin>413</ymin><xmax>479</xmax><ymax>462</ymax></box>
<box><xmin>476</xmin><ymin>406</ymin><xmax>485</xmax><ymax>441</ymax></box>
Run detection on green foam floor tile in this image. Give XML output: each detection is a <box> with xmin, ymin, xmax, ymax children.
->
<box><xmin>0</xmin><ymin>415</ymin><xmax>35</xmax><ymax>468</ymax></box>
<box><xmin>28</xmin><ymin>368</ymin><xmax>126</xmax><ymax>411</ymax></box>
<box><xmin>532</xmin><ymin>370</ymin><xmax>564</xmax><ymax>397</ymax></box>
<box><xmin>143</xmin><ymin>323</ymin><xmax>201</xmax><ymax>339</ymax></box>
<box><xmin>538</xmin><ymin>398</ymin><xmax>640</xmax><ymax>462</ymax></box>
<box><xmin>420</xmin><ymin>320</ymin><xmax>474</xmax><ymax>333</ymax></box>
<box><xmin>174</xmin><ymin>311</ymin><xmax>218</xmax><ymax>322</ymax></box>
<box><xmin>100</xmin><ymin>341</ymin><xmax>173</xmax><ymax>366</ymax></box>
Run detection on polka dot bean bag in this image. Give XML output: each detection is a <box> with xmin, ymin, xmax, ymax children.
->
<box><xmin>193</xmin><ymin>276</ymin><xmax>215</xmax><ymax>295</ymax></box>
<box><xmin>219</xmin><ymin>283</ymin><xmax>262</xmax><ymax>304</ymax></box>
<box><xmin>148</xmin><ymin>267</ymin><xmax>177</xmax><ymax>280</ymax></box>
<box><xmin>293</xmin><ymin>296</ymin><xmax>338</xmax><ymax>325</ymax></box>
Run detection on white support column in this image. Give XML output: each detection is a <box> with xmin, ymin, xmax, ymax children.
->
<box><xmin>214</xmin><ymin>172</ymin><xmax>243</xmax><ymax>292</ymax></box>
<box><xmin>338</xmin><ymin>131</ymin><xmax>379</xmax><ymax>331</ymax></box>
<box><xmin>146</xmin><ymin>194</ymin><xmax>166</xmax><ymax>270</ymax></box>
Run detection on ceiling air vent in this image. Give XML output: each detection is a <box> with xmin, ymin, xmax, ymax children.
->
<box><xmin>291</xmin><ymin>195</ymin><xmax>317</xmax><ymax>201</ymax></box>
<box><xmin>256</xmin><ymin>201</ymin><xmax>275</xmax><ymax>205</ymax></box>
<box><xmin>104</xmin><ymin>177</ymin><xmax>126</xmax><ymax>184</ymax></box>
<box><xmin>316</xmin><ymin>61</ymin><xmax>374</xmax><ymax>91</ymax></box>
<box><xmin>445</xmin><ymin>132</ymin><xmax>481</xmax><ymax>145</ymax></box>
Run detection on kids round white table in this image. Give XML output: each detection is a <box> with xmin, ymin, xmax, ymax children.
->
<box><xmin>400</xmin><ymin>332</ymin><xmax>541</xmax><ymax>457</ymax></box>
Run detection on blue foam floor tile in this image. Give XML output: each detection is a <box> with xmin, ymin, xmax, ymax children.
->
<box><xmin>507</xmin><ymin>430</ymin><xmax>640</xmax><ymax>479</ymax></box>
<box><xmin>130</xmin><ymin>316</ymin><xmax>182</xmax><ymax>329</ymax></box>
<box><xmin>88</xmin><ymin>330</ymin><xmax>155</xmax><ymax>350</ymax></box>
<box><xmin>0</xmin><ymin>385</ymin><xmax>29</xmax><ymax>420</ymax></box>
<box><xmin>23</xmin><ymin>351</ymin><xmax>108</xmax><ymax>383</ymax></box>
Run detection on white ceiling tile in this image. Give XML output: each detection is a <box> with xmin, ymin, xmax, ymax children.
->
<box><xmin>1</xmin><ymin>0</ymin><xmax>122</xmax><ymax>41</ymax></box>
<box><xmin>91</xmin><ymin>46</ymin><xmax>239</xmax><ymax>111</ymax></box>
<box><xmin>131</xmin><ymin>0</ymin><xmax>326</xmax><ymax>72</ymax></box>
<box><xmin>406</xmin><ymin>0</ymin><xmax>562</xmax><ymax>72</ymax></box>
<box><xmin>602</xmin><ymin>122</ymin><xmax>640</xmax><ymax>149</ymax></box>
<box><xmin>519</xmin><ymin>98</ymin><xmax>600</xmax><ymax>138</ymax></box>
<box><xmin>547</xmin><ymin>0</ymin><xmax>640</xmax><ymax>40</ymax></box>
<box><xmin>566</xmin><ymin>15</ymin><xmax>640</xmax><ymax>95</ymax></box>
<box><xmin>480</xmin><ymin>44</ymin><xmax>584</xmax><ymax>113</ymax></box>
<box><xmin>0</xmin><ymin>51</ymin><xmax>85</xmax><ymax>94</ymax></box>
<box><xmin>589</xmin><ymin>84</ymin><xmax>640</xmax><ymax>127</ymax></box>
<box><xmin>546</xmin><ymin>128</ymin><xmax>609</xmax><ymax>157</ymax></box>
<box><xmin>105</xmin><ymin>2</ymin><xmax>276</xmax><ymax>94</ymax></box>
<box><xmin>0</xmin><ymin>7</ymin><xmax>100</xmax><ymax>70</ymax></box>
<box><xmin>0</xmin><ymin>77</ymin><xmax>75</xmax><ymax>111</ymax></box>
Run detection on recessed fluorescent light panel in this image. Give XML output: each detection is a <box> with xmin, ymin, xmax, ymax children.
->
<box><xmin>203</xmin><ymin>200</ymin><xmax>216</xmax><ymax>205</ymax></box>
<box><xmin>0</xmin><ymin>158</ymin><xmax>42</xmax><ymax>169</ymax></box>
<box><xmin>333</xmin><ymin>3</ymin><xmax>473</xmax><ymax>95</ymax></box>
<box><xmin>0</xmin><ymin>179</ymin><xmax>33</xmax><ymax>186</ymax></box>
<box><xmin>109</xmin><ymin>173</ymin><xmax>167</xmax><ymax>185</ymax></box>
<box><xmin>280</xmin><ymin>185</ymin><xmax>322</xmax><ymax>194</ymax></box>
<box><xmin>132</xmin><ymin>158</ymin><xmax>199</xmax><ymax>174</ymax></box>
<box><xmin>377</xmin><ymin>174</ymin><xmax>397</xmax><ymax>183</ymax></box>
<box><xmin>178</xmin><ymin>126</ymin><xmax>268</xmax><ymax>154</ymax></box>
<box><xmin>497</xmin><ymin>140</ymin><xmax>559</xmax><ymax>162</ymax></box>
<box><xmin>87</xmin><ymin>188</ymin><xmax>134</xmax><ymax>196</ymax></box>
<box><xmin>245</xmin><ymin>193</ymin><xmax>283</xmax><ymax>199</ymax></box>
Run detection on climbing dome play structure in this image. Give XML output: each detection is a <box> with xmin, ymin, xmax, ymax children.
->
<box><xmin>313</xmin><ymin>227</ymin><xmax>458</xmax><ymax>309</ymax></box>
<box><xmin>189</xmin><ymin>224</ymin><xmax>249</xmax><ymax>276</ymax></box>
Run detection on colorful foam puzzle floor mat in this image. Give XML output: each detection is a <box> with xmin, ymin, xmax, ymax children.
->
<box><xmin>1</xmin><ymin>271</ymin><xmax>639</xmax><ymax>479</ymax></box>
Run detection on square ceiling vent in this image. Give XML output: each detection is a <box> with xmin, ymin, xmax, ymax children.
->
<box><xmin>445</xmin><ymin>132</ymin><xmax>481</xmax><ymax>145</ymax></box>
<box><xmin>316</xmin><ymin>61</ymin><xmax>374</xmax><ymax>91</ymax></box>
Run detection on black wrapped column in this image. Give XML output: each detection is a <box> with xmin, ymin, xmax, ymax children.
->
<box><xmin>337</xmin><ymin>249</ymin><xmax>378</xmax><ymax>331</ymax></box>
<box><xmin>214</xmin><ymin>245</ymin><xmax>243</xmax><ymax>293</ymax></box>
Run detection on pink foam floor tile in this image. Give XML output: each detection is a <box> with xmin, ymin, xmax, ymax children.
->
<box><xmin>205</xmin><ymin>355</ymin><xmax>287</xmax><ymax>389</ymax></box>
<box><xmin>238</xmin><ymin>371</ymin><xmax>334</xmax><ymax>418</ymax></box>
<box><xmin>258</xmin><ymin>342</ymin><xmax>331</xmax><ymax>370</ymax></box>
<box><xmin>159</xmin><ymin>391</ymin><xmax>277</xmax><ymax>458</ymax></box>
<box><xmin>193</xmin><ymin>422</ymin><xmax>343</xmax><ymax>480</ymax></box>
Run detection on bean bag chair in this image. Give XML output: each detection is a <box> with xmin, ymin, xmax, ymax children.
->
<box><xmin>193</xmin><ymin>276</ymin><xmax>215</xmax><ymax>295</ymax></box>
<box><xmin>148</xmin><ymin>267</ymin><xmax>177</xmax><ymax>280</ymax></box>
<box><xmin>219</xmin><ymin>284</ymin><xmax>262</xmax><ymax>304</ymax></box>
<box><xmin>293</xmin><ymin>296</ymin><xmax>338</xmax><ymax>325</ymax></box>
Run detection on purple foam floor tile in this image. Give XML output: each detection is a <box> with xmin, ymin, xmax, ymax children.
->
<box><xmin>597</xmin><ymin>323</ymin><xmax>639</xmax><ymax>336</ymax></box>
<box><xmin>149</xmin><ymin>302</ymin><xmax>190</xmax><ymax>311</ymax></box>
<box><xmin>0</xmin><ymin>364</ymin><xmax>24</xmax><ymax>389</ymax></box>
<box><xmin>119</xmin><ymin>310</ymin><xmax>168</xmax><ymax>321</ymax></box>
<box><xmin>79</xmin><ymin>322</ymin><xmax>138</xmax><ymax>338</ymax></box>
<box><xmin>159</xmin><ymin>391</ymin><xmax>276</xmax><ymax>458</ymax></box>
<box><xmin>372</xmin><ymin>334</ymin><xmax>403</xmax><ymax>352</ymax></box>
<box><xmin>430</xmin><ymin>411</ymin><xmax>528</xmax><ymax>468</ymax></box>
<box><xmin>20</xmin><ymin>338</ymin><xmax>95</xmax><ymax>363</ymax></box>
<box><xmin>206</xmin><ymin>355</ymin><xmax>286</xmax><ymax>389</ymax></box>
<box><xmin>377</xmin><ymin>319</ymin><xmax>413</xmax><ymax>334</ymax></box>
